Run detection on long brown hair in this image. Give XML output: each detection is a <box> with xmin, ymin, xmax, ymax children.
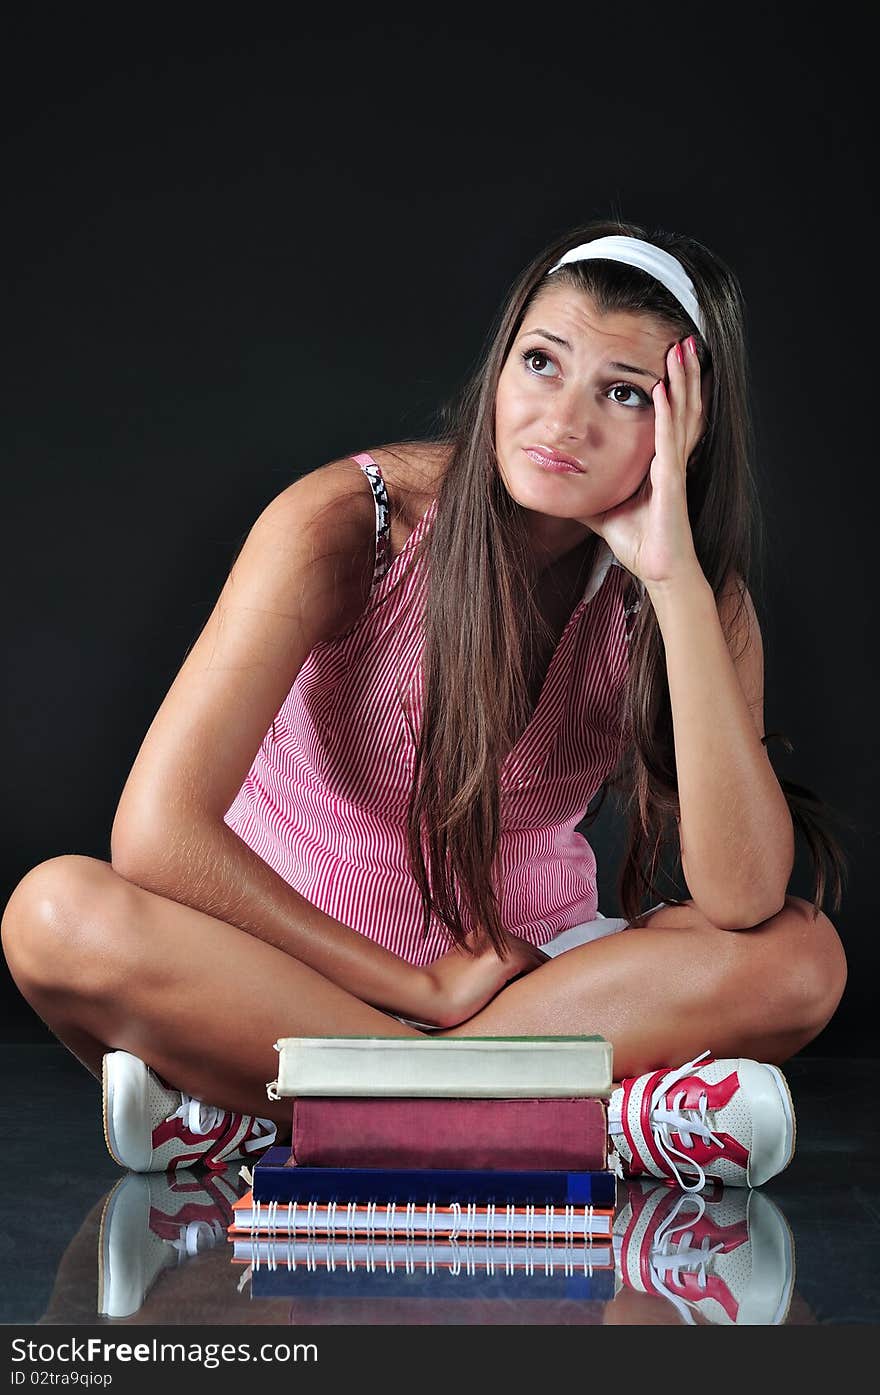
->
<box><xmin>367</xmin><ymin>217</ymin><xmax>852</xmax><ymax>956</ymax></box>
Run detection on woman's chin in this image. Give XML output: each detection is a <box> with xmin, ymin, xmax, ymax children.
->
<box><xmin>500</xmin><ymin>471</ymin><xmax>589</xmax><ymax>514</ymax></box>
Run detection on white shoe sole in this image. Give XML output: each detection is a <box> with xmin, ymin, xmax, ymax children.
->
<box><xmin>739</xmin><ymin>1190</ymin><xmax>796</xmax><ymax>1325</ymax></box>
<box><xmin>737</xmin><ymin>1059</ymin><xmax>796</xmax><ymax>1186</ymax></box>
<box><xmin>97</xmin><ymin>1174</ymin><xmax>153</xmax><ymax>1317</ymax></box>
<box><xmin>103</xmin><ymin>1051</ymin><xmax>154</xmax><ymax>1172</ymax></box>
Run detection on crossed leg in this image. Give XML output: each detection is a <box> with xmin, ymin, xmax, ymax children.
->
<box><xmin>1</xmin><ymin>856</ymin><xmax>421</xmax><ymax>1130</ymax></box>
<box><xmin>441</xmin><ymin>895</ymin><xmax>847</xmax><ymax>1075</ymax></box>
<box><xmin>2</xmin><ymin>856</ymin><xmax>847</xmax><ymax>1127</ymax></box>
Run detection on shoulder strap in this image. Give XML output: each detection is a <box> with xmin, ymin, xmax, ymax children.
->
<box><xmin>351</xmin><ymin>452</ymin><xmax>391</xmax><ymax>587</ymax></box>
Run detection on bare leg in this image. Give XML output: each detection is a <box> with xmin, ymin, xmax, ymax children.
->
<box><xmin>1</xmin><ymin>856</ymin><xmax>421</xmax><ymax>1128</ymax></box>
<box><xmin>440</xmin><ymin>896</ymin><xmax>847</xmax><ymax>1077</ymax></box>
<box><xmin>2</xmin><ymin>858</ymin><xmax>847</xmax><ymax>1117</ymax></box>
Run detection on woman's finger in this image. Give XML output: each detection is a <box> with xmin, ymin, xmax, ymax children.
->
<box><xmin>672</xmin><ymin>342</ymin><xmax>692</xmax><ymax>452</ymax></box>
<box><xmin>684</xmin><ymin>335</ymin><xmax>703</xmax><ymax>448</ymax></box>
<box><xmin>652</xmin><ymin>378</ymin><xmax>673</xmax><ymax>462</ymax></box>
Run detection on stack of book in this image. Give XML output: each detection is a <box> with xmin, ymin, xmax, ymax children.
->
<box><xmin>229</xmin><ymin>1034</ymin><xmax>618</xmax><ymax>1305</ymax></box>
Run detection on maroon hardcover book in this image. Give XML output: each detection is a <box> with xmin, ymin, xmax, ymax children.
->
<box><xmin>290</xmin><ymin>1095</ymin><xmax>608</xmax><ymax>1170</ymax></box>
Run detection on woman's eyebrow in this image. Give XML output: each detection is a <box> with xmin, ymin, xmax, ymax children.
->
<box><xmin>608</xmin><ymin>360</ymin><xmax>658</xmax><ymax>381</ymax></box>
<box><xmin>519</xmin><ymin>328</ymin><xmax>658</xmax><ymax>381</ymax></box>
<box><xmin>520</xmin><ymin>326</ymin><xmax>573</xmax><ymax>349</ymax></box>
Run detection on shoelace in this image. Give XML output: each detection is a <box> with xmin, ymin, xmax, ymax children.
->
<box><xmin>648</xmin><ymin>1192</ymin><xmax>725</xmax><ymax>1325</ymax></box>
<box><xmin>169</xmin><ymin>1219</ymin><xmax>226</xmax><ymax>1261</ymax></box>
<box><xmin>169</xmin><ymin>1093</ymin><xmax>224</xmax><ymax>1136</ymax></box>
<box><xmin>648</xmin><ymin>1050</ymin><xmax>724</xmax><ymax>1192</ymax></box>
<box><xmin>167</xmin><ymin>1095</ymin><xmax>277</xmax><ymax>1155</ymax></box>
<box><xmin>242</xmin><ymin>1117</ymin><xmax>277</xmax><ymax>1154</ymax></box>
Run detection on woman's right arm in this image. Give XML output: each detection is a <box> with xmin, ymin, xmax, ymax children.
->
<box><xmin>421</xmin><ymin>931</ymin><xmax>551</xmax><ymax>1028</ymax></box>
<box><xmin>108</xmin><ymin>457</ymin><xmax>539</xmax><ymax>1027</ymax></box>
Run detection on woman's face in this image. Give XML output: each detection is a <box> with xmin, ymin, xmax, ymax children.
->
<box><xmin>494</xmin><ymin>283</ymin><xmax>678</xmax><ymax>558</ymax></box>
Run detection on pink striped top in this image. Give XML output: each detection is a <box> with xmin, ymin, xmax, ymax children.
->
<box><xmin>223</xmin><ymin>452</ymin><xmax>644</xmax><ymax>966</ymax></box>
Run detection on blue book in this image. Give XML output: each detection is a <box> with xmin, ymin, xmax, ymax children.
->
<box><xmin>246</xmin><ymin>1146</ymin><xmax>616</xmax><ymax>1211</ymax></box>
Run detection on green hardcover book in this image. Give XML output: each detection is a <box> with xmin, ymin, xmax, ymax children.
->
<box><xmin>266</xmin><ymin>1035</ymin><xmax>612</xmax><ymax>1100</ymax></box>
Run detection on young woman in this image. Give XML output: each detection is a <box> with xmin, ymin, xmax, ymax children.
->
<box><xmin>1</xmin><ymin>219</ymin><xmax>849</xmax><ymax>1193</ymax></box>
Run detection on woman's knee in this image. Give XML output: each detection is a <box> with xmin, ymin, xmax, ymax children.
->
<box><xmin>774</xmin><ymin>895</ymin><xmax>847</xmax><ymax>1040</ymax></box>
<box><xmin>1</xmin><ymin>854</ymin><xmax>132</xmax><ymax>998</ymax></box>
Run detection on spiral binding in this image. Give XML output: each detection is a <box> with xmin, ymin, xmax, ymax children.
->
<box><xmin>242</xmin><ymin>1233</ymin><xmax>606</xmax><ymax>1277</ymax></box>
<box><xmin>243</xmin><ymin>1198</ymin><xmax>604</xmax><ymax>1278</ymax></box>
<box><xmin>245</xmin><ymin>1198</ymin><xmax>599</xmax><ymax>1245</ymax></box>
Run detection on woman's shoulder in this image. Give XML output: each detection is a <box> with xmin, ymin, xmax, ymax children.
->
<box><xmin>362</xmin><ymin>439</ymin><xmax>451</xmax><ymax>528</ymax></box>
<box><xmin>348</xmin><ymin>441</ymin><xmax>452</xmax><ymax>572</ymax></box>
<box><xmin>265</xmin><ymin>441</ymin><xmax>452</xmax><ymax>576</ymax></box>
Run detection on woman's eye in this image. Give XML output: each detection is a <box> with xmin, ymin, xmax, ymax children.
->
<box><xmin>607</xmin><ymin>383</ymin><xmax>650</xmax><ymax>408</ymax></box>
<box><xmin>520</xmin><ymin>348</ymin><xmax>558</xmax><ymax>377</ymax></box>
<box><xmin>520</xmin><ymin>351</ymin><xmax>649</xmax><ymax>408</ymax></box>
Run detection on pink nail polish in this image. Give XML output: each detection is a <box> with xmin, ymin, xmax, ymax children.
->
<box><xmin>686</xmin><ymin>336</ymin><xmax>697</xmax><ymax>355</ymax></box>
<box><xmin>675</xmin><ymin>344</ymin><xmax>684</xmax><ymax>366</ymax></box>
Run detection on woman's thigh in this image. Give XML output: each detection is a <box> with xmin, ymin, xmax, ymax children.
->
<box><xmin>2</xmin><ymin>854</ymin><xmax>421</xmax><ymax>1112</ymax></box>
<box><xmin>441</xmin><ymin>895</ymin><xmax>846</xmax><ymax>1071</ymax></box>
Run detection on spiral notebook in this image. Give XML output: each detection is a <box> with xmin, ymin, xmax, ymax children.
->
<box><xmin>230</xmin><ymin>1189</ymin><xmax>614</xmax><ymax>1241</ymax></box>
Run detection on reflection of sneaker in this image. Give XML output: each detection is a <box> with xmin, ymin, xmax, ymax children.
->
<box><xmin>613</xmin><ymin>1179</ymin><xmax>795</xmax><ymax>1325</ymax></box>
<box><xmin>608</xmin><ymin>1051</ymin><xmax>795</xmax><ymax>1190</ymax></box>
<box><xmin>102</xmin><ymin>1051</ymin><xmax>277</xmax><ymax>1173</ymax></box>
<box><xmin>97</xmin><ymin>1168</ymin><xmax>239</xmax><ymax>1318</ymax></box>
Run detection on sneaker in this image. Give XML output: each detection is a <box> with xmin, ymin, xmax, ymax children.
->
<box><xmin>607</xmin><ymin>1050</ymin><xmax>796</xmax><ymax>1190</ymax></box>
<box><xmin>613</xmin><ymin>1179</ymin><xmax>796</xmax><ymax>1325</ymax></box>
<box><xmin>97</xmin><ymin>1168</ymin><xmax>239</xmax><ymax>1318</ymax></box>
<box><xmin>102</xmin><ymin>1050</ymin><xmax>277</xmax><ymax>1173</ymax></box>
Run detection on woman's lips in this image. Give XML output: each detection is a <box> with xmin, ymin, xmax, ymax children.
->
<box><xmin>524</xmin><ymin>446</ymin><xmax>585</xmax><ymax>474</ymax></box>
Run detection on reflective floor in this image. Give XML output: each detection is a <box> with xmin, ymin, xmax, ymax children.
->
<box><xmin>2</xmin><ymin>1047</ymin><xmax>877</xmax><ymax>1326</ymax></box>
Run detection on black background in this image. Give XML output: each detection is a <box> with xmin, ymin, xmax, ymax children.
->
<box><xmin>2</xmin><ymin>17</ymin><xmax>876</xmax><ymax>1051</ymax></box>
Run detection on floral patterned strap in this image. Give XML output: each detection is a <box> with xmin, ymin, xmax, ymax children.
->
<box><xmin>353</xmin><ymin>455</ymin><xmax>391</xmax><ymax>590</ymax></box>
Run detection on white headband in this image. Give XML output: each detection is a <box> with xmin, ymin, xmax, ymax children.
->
<box><xmin>547</xmin><ymin>234</ymin><xmax>706</xmax><ymax>338</ymax></box>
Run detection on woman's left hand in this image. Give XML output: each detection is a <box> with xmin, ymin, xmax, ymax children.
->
<box><xmin>578</xmin><ymin>336</ymin><xmax>708</xmax><ymax>588</ymax></box>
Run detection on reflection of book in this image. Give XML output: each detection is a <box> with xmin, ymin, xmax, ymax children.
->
<box><xmin>233</xmin><ymin>1236</ymin><xmax>615</xmax><ymax>1302</ymax></box>
<box><xmin>289</xmin><ymin>1096</ymin><xmax>610</xmax><ymax>1170</ymax></box>
<box><xmin>229</xmin><ymin>1187</ymin><xmax>614</xmax><ymax>1240</ymax></box>
<box><xmin>249</xmin><ymin>1149</ymin><xmax>616</xmax><ymax>1210</ymax></box>
<box><xmin>267</xmin><ymin>1035</ymin><xmax>612</xmax><ymax>1099</ymax></box>
<box><xmin>281</xmin><ymin>1295</ymin><xmax>609</xmax><ymax>1325</ymax></box>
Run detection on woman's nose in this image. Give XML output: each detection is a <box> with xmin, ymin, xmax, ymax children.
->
<box><xmin>547</xmin><ymin>388</ymin><xmax>598</xmax><ymax>444</ymax></box>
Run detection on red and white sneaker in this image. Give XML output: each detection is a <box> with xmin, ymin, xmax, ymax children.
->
<box><xmin>102</xmin><ymin>1050</ymin><xmax>277</xmax><ymax>1173</ymax></box>
<box><xmin>608</xmin><ymin>1051</ymin><xmax>796</xmax><ymax>1191</ymax></box>
<box><xmin>613</xmin><ymin>1179</ymin><xmax>795</xmax><ymax>1325</ymax></box>
<box><xmin>98</xmin><ymin>1168</ymin><xmax>241</xmax><ymax>1318</ymax></box>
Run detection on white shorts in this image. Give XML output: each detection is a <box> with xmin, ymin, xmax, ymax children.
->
<box><xmin>539</xmin><ymin>901</ymin><xmax>669</xmax><ymax>957</ymax></box>
<box><xmin>394</xmin><ymin>903</ymin><xmax>669</xmax><ymax>1030</ymax></box>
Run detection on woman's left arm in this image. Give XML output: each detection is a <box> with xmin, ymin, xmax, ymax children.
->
<box><xmin>578</xmin><ymin>335</ymin><xmax>794</xmax><ymax>931</ymax></box>
<box><xmin>648</xmin><ymin>567</ymin><xmax>795</xmax><ymax>930</ymax></box>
